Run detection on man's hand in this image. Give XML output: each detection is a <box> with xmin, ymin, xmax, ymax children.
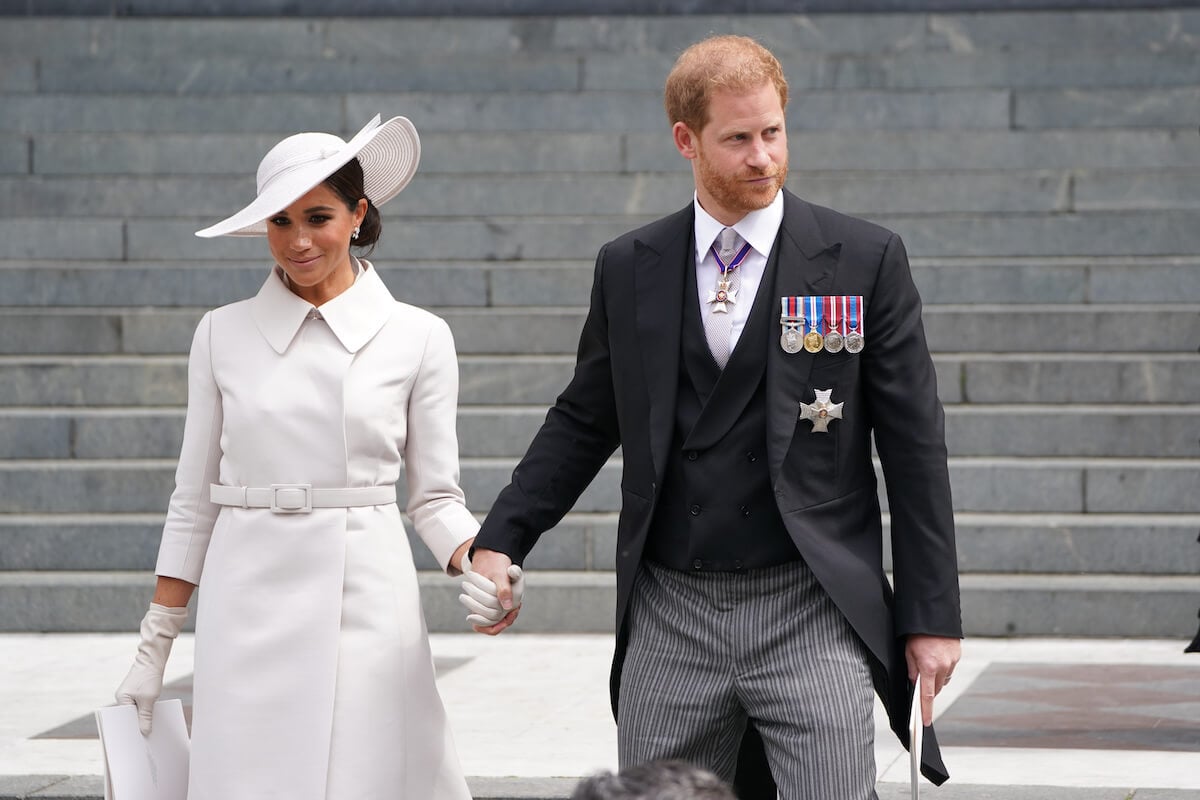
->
<box><xmin>905</xmin><ymin>634</ymin><xmax>961</xmax><ymax>727</ymax></box>
<box><xmin>463</xmin><ymin>548</ymin><xmax>521</xmax><ymax>635</ymax></box>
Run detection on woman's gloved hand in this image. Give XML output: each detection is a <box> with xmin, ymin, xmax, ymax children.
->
<box><xmin>459</xmin><ymin>554</ymin><xmax>524</xmax><ymax>627</ymax></box>
<box><xmin>114</xmin><ymin>603</ymin><xmax>188</xmax><ymax>735</ymax></box>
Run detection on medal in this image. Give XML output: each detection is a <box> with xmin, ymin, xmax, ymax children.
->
<box><xmin>707</xmin><ymin>238</ymin><xmax>751</xmax><ymax>314</ymax></box>
<box><xmin>845</xmin><ymin>295</ymin><xmax>865</xmax><ymax>353</ymax></box>
<box><xmin>803</xmin><ymin>295</ymin><xmax>824</xmax><ymax>353</ymax></box>
<box><xmin>779</xmin><ymin>297</ymin><xmax>804</xmax><ymax>354</ymax></box>
<box><xmin>799</xmin><ymin>388</ymin><xmax>844</xmax><ymax>433</ymax></box>
<box><xmin>824</xmin><ymin>295</ymin><xmax>844</xmax><ymax>353</ymax></box>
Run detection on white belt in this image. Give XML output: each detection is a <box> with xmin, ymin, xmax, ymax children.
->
<box><xmin>209</xmin><ymin>483</ymin><xmax>396</xmax><ymax>514</ymax></box>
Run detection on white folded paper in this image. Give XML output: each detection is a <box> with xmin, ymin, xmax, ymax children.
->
<box><xmin>909</xmin><ymin>674</ymin><xmax>924</xmax><ymax>800</ymax></box>
<box><xmin>95</xmin><ymin>700</ymin><xmax>190</xmax><ymax>800</ymax></box>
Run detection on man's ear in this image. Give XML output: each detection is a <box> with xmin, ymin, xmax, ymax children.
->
<box><xmin>673</xmin><ymin>121</ymin><xmax>699</xmax><ymax>160</ymax></box>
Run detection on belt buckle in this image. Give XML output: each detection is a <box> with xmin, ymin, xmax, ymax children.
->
<box><xmin>269</xmin><ymin>483</ymin><xmax>312</xmax><ymax>514</ymax></box>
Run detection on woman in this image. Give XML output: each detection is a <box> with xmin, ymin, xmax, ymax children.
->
<box><xmin>114</xmin><ymin>115</ymin><xmax>511</xmax><ymax>799</ymax></box>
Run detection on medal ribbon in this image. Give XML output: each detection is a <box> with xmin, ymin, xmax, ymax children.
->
<box><xmin>806</xmin><ymin>296</ymin><xmax>823</xmax><ymax>336</ymax></box>
<box><xmin>781</xmin><ymin>296</ymin><xmax>802</xmax><ymax>319</ymax></box>
<box><xmin>825</xmin><ymin>295</ymin><xmax>839</xmax><ymax>335</ymax></box>
<box><xmin>710</xmin><ymin>241</ymin><xmax>753</xmax><ymax>276</ymax></box>
<box><xmin>848</xmin><ymin>295</ymin><xmax>864</xmax><ymax>333</ymax></box>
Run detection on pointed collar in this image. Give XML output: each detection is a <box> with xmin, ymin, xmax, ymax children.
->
<box><xmin>692</xmin><ymin>189</ymin><xmax>784</xmax><ymax>263</ymax></box>
<box><xmin>251</xmin><ymin>258</ymin><xmax>396</xmax><ymax>354</ymax></box>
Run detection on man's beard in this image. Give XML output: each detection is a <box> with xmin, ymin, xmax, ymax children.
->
<box><xmin>696</xmin><ymin>150</ymin><xmax>788</xmax><ymax>217</ymax></box>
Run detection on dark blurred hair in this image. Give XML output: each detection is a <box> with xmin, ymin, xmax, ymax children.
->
<box><xmin>570</xmin><ymin>761</ymin><xmax>737</xmax><ymax>800</ymax></box>
<box><xmin>323</xmin><ymin>157</ymin><xmax>382</xmax><ymax>255</ymax></box>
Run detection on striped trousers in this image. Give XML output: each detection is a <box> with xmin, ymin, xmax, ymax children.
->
<box><xmin>617</xmin><ymin>559</ymin><xmax>877</xmax><ymax>800</ymax></box>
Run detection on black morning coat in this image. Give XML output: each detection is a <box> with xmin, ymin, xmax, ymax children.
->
<box><xmin>474</xmin><ymin>188</ymin><xmax>963</xmax><ymax>787</ymax></box>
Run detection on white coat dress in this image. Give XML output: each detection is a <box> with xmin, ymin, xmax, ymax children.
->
<box><xmin>154</xmin><ymin>260</ymin><xmax>475</xmax><ymax>800</ymax></box>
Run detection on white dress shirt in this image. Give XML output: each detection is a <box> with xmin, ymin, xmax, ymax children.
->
<box><xmin>693</xmin><ymin>190</ymin><xmax>785</xmax><ymax>352</ymax></box>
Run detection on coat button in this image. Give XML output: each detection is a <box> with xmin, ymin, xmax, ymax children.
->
<box><xmin>734</xmin><ymin>560</ymin><xmax>743</xmax><ymax>570</ymax></box>
<box><xmin>740</xmin><ymin>505</ymin><xmax>750</xmax><ymax>518</ymax></box>
<box><xmin>746</xmin><ymin>451</ymin><xmax>757</xmax><ymax>462</ymax></box>
<box><xmin>690</xmin><ymin>504</ymin><xmax>701</xmax><ymax>516</ymax></box>
<box><xmin>693</xmin><ymin>559</ymin><xmax>703</xmax><ymax>570</ymax></box>
<box><xmin>687</xmin><ymin>450</ymin><xmax>698</xmax><ymax>461</ymax></box>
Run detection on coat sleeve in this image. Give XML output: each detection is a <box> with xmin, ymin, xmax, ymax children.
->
<box><xmin>155</xmin><ymin>311</ymin><xmax>224</xmax><ymax>585</ymax></box>
<box><xmin>861</xmin><ymin>233</ymin><xmax>962</xmax><ymax>639</ymax></box>
<box><xmin>473</xmin><ymin>244</ymin><xmax>623</xmax><ymax>563</ymax></box>
<box><xmin>403</xmin><ymin>316</ymin><xmax>479</xmax><ymax>573</ymax></box>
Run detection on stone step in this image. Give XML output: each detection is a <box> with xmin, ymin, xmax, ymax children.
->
<box><xmin>948</xmin><ymin>353</ymin><xmax>1200</xmax><ymax>405</ymax></box>
<box><xmin>6</xmin><ymin>210</ymin><xmax>1199</xmax><ymax>261</ymax></box>
<box><xmin>3</xmin><ymin>255</ymin><xmax>1198</xmax><ymax>307</ymax></box>
<box><xmin>0</xmin><ymin>88</ymin><xmax>1017</xmax><ymax>135</ymax></box>
<box><xmin>1</xmin><ymin>305</ymin><xmax>1195</xmax><ymax>356</ymax></box>
<box><xmin>20</xmin><ymin>131</ymin><xmax>628</xmax><ymax>176</ymax></box>
<box><xmin>2</xmin><ymin>569</ymin><xmax>1197</xmax><ymax>637</ymax></box>
<box><xmin>2</xmin><ymin>352</ymin><xmax>1195</xmax><ymax>408</ymax></box>
<box><xmin>1</xmin><ymin>12</ymin><xmax>1196</xmax><ymax>60</ymax></box>
<box><xmin>3</xmin><ymin>405</ymin><xmax>1196</xmax><ymax>459</ymax></box>
<box><xmin>2</xmin><ymin>86</ymin><xmax>1195</xmax><ymax>137</ymax></box>
<box><xmin>2</xmin><ymin>457</ymin><xmax>1197</xmax><ymax>515</ymax></box>
<box><xmin>0</xmin><ymin>774</ymin><xmax>578</xmax><ymax>800</ymax></box>
<box><xmin>9</xmin><ymin>130</ymin><xmax>1200</xmax><ymax>178</ymax></box>
<box><xmin>1015</xmin><ymin>86</ymin><xmax>1200</xmax><ymax>130</ymax></box>
<box><xmin>7</xmin><ymin>46</ymin><xmax>1198</xmax><ymax>95</ymax></box>
<box><xmin>6</xmin><ymin>170</ymin><xmax>1199</xmax><ymax>219</ymax></box>
<box><xmin>3</xmin><ymin>512</ymin><xmax>1195</xmax><ymax>576</ymax></box>
<box><xmin>2</xmin><ymin>776</ymin><xmax>1197</xmax><ymax>800</ymax></box>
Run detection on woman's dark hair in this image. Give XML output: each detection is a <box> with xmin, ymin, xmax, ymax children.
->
<box><xmin>323</xmin><ymin>157</ymin><xmax>382</xmax><ymax>254</ymax></box>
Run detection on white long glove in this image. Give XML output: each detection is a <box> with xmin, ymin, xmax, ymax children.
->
<box><xmin>459</xmin><ymin>554</ymin><xmax>525</xmax><ymax>627</ymax></box>
<box><xmin>114</xmin><ymin>603</ymin><xmax>188</xmax><ymax>735</ymax></box>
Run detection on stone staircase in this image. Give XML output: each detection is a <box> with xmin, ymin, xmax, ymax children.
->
<box><xmin>0</xmin><ymin>11</ymin><xmax>1197</xmax><ymax>637</ymax></box>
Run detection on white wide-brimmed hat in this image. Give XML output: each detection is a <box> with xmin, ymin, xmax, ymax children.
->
<box><xmin>195</xmin><ymin>114</ymin><xmax>420</xmax><ymax>238</ymax></box>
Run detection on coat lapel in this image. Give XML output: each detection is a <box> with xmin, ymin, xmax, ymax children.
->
<box><xmin>680</xmin><ymin>236</ymin><xmax>779</xmax><ymax>453</ymax></box>
<box><xmin>766</xmin><ymin>191</ymin><xmax>844</xmax><ymax>482</ymax></box>
<box><xmin>251</xmin><ymin>267</ymin><xmax>314</xmax><ymax>354</ymax></box>
<box><xmin>634</xmin><ymin>205</ymin><xmax>692</xmax><ymax>483</ymax></box>
<box><xmin>318</xmin><ymin>261</ymin><xmax>395</xmax><ymax>353</ymax></box>
<box><xmin>251</xmin><ymin>259</ymin><xmax>395</xmax><ymax>355</ymax></box>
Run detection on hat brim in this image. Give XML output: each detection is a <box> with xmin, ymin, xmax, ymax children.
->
<box><xmin>195</xmin><ymin>115</ymin><xmax>420</xmax><ymax>238</ymax></box>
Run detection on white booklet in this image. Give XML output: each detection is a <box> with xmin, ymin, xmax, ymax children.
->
<box><xmin>909</xmin><ymin>674</ymin><xmax>924</xmax><ymax>800</ymax></box>
<box><xmin>95</xmin><ymin>700</ymin><xmax>190</xmax><ymax>800</ymax></box>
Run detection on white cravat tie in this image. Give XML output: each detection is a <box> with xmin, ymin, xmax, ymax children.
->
<box><xmin>703</xmin><ymin>227</ymin><xmax>744</xmax><ymax>369</ymax></box>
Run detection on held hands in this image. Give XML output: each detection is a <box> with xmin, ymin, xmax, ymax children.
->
<box><xmin>906</xmin><ymin>634</ymin><xmax>962</xmax><ymax>727</ymax></box>
<box><xmin>459</xmin><ymin>549</ymin><xmax>523</xmax><ymax>635</ymax></box>
<box><xmin>114</xmin><ymin>603</ymin><xmax>188</xmax><ymax>735</ymax></box>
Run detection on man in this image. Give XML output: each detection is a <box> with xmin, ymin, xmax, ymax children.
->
<box><xmin>470</xmin><ymin>35</ymin><xmax>961</xmax><ymax>798</ymax></box>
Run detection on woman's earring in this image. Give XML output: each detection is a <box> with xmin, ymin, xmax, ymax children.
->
<box><xmin>351</xmin><ymin>226</ymin><xmax>360</xmax><ymax>241</ymax></box>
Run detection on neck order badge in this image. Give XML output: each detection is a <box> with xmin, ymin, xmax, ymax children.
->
<box><xmin>707</xmin><ymin>231</ymin><xmax>752</xmax><ymax>314</ymax></box>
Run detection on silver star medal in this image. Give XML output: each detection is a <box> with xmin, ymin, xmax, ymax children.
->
<box><xmin>800</xmin><ymin>388</ymin><xmax>843</xmax><ymax>433</ymax></box>
<box><xmin>707</xmin><ymin>278</ymin><xmax>738</xmax><ymax>313</ymax></box>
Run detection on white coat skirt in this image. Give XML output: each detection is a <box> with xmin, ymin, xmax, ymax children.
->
<box><xmin>154</xmin><ymin>263</ymin><xmax>475</xmax><ymax>799</ymax></box>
